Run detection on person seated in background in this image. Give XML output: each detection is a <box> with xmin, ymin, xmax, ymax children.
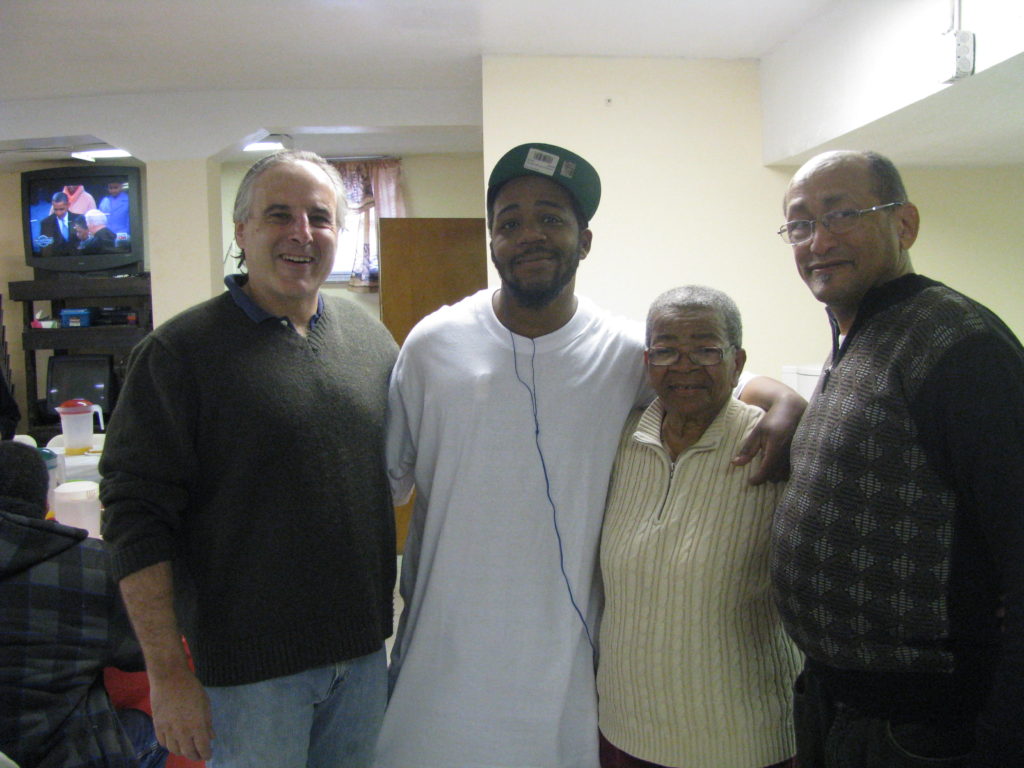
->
<box><xmin>598</xmin><ymin>286</ymin><xmax>802</xmax><ymax>768</ymax></box>
<box><xmin>0</xmin><ymin>441</ymin><xmax>167</xmax><ymax>768</ymax></box>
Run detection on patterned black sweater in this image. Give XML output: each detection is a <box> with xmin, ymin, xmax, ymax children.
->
<box><xmin>773</xmin><ymin>274</ymin><xmax>1024</xmax><ymax>765</ymax></box>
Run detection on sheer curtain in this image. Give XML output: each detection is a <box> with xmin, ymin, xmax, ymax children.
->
<box><xmin>330</xmin><ymin>158</ymin><xmax>406</xmax><ymax>287</ymax></box>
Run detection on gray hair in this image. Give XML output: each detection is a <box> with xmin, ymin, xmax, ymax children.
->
<box><xmin>646</xmin><ymin>285</ymin><xmax>742</xmax><ymax>348</ymax></box>
<box><xmin>84</xmin><ymin>209</ymin><xmax>107</xmax><ymax>228</ymax></box>
<box><xmin>862</xmin><ymin>150</ymin><xmax>909</xmax><ymax>205</ymax></box>
<box><xmin>232</xmin><ymin>149</ymin><xmax>346</xmax><ymax>225</ymax></box>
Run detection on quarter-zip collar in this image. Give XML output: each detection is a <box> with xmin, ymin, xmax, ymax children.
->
<box><xmin>821</xmin><ymin>273</ymin><xmax>939</xmax><ymax>391</ymax></box>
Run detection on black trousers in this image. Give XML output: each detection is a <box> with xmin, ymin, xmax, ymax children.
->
<box><xmin>792</xmin><ymin>664</ymin><xmax>973</xmax><ymax>768</ymax></box>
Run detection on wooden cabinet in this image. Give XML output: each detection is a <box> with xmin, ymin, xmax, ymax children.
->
<box><xmin>8</xmin><ymin>274</ymin><xmax>152</xmax><ymax>441</ymax></box>
<box><xmin>379</xmin><ymin>217</ymin><xmax>488</xmax><ymax>345</ymax></box>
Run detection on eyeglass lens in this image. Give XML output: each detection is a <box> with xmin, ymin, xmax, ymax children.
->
<box><xmin>648</xmin><ymin>347</ymin><xmax>724</xmax><ymax>366</ymax></box>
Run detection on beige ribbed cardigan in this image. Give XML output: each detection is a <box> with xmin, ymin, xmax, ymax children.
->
<box><xmin>598</xmin><ymin>397</ymin><xmax>802</xmax><ymax>767</ymax></box>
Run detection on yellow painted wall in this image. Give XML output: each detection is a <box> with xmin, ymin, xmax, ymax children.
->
<box><xmin>400</xmin><ymin>153</ymin><xmax>485</xmax><ymax>218</ymax></box>
<box><xmin>482</xmin><ymin>56</ymin><xmax>1024</xmax><ymax>378</ymax></box>
<box><xmin>901</xmin><ymin>166</ymin><xmax>1024</xmax><ymax>336</ymax></box>
<box><xmin>146</xmin><ymin>158</ymin><xmax>223</xmax><ymax>325</ymax></box>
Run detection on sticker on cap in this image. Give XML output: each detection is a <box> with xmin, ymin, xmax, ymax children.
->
<box><xmin>523</xmin><ymin>148</ymin><xmax>560</xmax><ymax>176</ymax></box>
<box><xmin>559</xmin><ymin>160</ymin><xmax>576</xmax><ymax>180</ymax></box>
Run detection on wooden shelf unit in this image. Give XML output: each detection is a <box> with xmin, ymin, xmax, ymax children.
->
<box><xmin>8</xmin><ymin>274</ymin><xmax>153</xmax><ymax>441</ymax></box>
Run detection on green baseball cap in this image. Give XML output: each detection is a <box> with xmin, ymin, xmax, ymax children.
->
<box><xmin>487</xmin><ymin>143</ymin><xmax>601</xmax><ymax>223</ymax></box>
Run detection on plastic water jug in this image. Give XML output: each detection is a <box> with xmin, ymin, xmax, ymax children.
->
<box><xmin>55</xmin><ymin>398</ymin><xmax>104</xmax><ymax>456</ymax></box>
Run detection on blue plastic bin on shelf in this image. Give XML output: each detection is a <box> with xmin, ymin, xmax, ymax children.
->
<box><xmin>59</xmin><ymin>308</ymin><xmax>92</xmax><ymax>328</ymax></box>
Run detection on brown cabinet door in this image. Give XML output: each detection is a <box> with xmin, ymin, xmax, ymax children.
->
<box><xmin>379</xmin><ymin>218</ymin><xmax>487</xmax><ymax>345</ymax></box>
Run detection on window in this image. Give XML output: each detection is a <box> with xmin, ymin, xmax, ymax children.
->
<box><xmin>330</xmin><ymin>158</ymin><xmax>406</xmax><ymax>288</ymax></box>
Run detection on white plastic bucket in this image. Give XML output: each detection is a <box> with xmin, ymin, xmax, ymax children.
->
<box><xmin>53</xmin><ymin>480</ymin><xmax>102</xmax><ymax>538</ymax></box>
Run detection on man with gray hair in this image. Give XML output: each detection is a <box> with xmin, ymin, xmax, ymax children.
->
<box><xmin>772</xmin><ymin>149</ymin><xmax>1024</xmax><ymax>766</ymax></box>
<box><xmin>75</xmin><ymin>208</ymin><xmax>118</xmax><ymax>253</ymax></box>
<box><xmin>101</xmin><ymin>150</ymin><xmax>399</xmax><ymax>766</ymax></box>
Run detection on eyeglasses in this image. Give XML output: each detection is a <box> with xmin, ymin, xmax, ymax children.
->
<box><xmin>646</xmin><ymin>346</ymin><xmax>730</xmax><ymax>367</ymax></box>
<box><xmin>777</xmin><ymin>202</ymin><xmax>905</xmax><ymax>245</ymax></box>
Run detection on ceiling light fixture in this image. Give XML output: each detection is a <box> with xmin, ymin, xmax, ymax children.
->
<box><xmin>243</xmin><ymin>140</ymin><xmax>285</xmax><ymax>152</ymax></box>
<box><xmin>71</xmin><ymin>148</ymin><xmax>132</xmax><ymax>162</ymax></box>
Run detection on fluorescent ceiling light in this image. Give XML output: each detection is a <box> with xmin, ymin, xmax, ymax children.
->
<box><xmin>71</xmin><ymin>148</ymin><xmax>132</xmax><ymax>162</ymax></box>
<box><xmin>244</xmin><ymin>140</ymin><xmax>285</xmax><ymax>152</ymax></box>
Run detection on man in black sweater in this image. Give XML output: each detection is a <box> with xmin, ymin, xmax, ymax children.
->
<box><xmin>772</xmin><ymin>150</ymin><xmax>1024</xmax><ymax>767</ymax></box>
<box><xmin>100</xmin><ymin>151</ymin><xmax>398</xmax><ymax>766</ymax></box>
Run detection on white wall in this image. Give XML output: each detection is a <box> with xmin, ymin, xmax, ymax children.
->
<box><xmin>761</xmin><ymin>0</ymin><xmax>1024</xmax><ymax>163</ymax></box>
<box><xmin>482</xmin><ymin>55</ymin><xmax>1024</xmax><ymax>379</ymax></box>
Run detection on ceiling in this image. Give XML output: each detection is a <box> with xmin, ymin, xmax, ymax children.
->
<box><xmin>0</xmin><ymin>0</ymin><xmax>1020</xmax><ymax>168</ymax></box>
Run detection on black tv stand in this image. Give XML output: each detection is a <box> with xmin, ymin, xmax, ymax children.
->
<box><xmin>8</xmin><ymin>274</ymin><xmax>152</xmax><ymax>443</ymax></box>
<box><xmin>31</xmin><ymin>264</ymin><xmax>144</xmax><ymax>281</ymax></box>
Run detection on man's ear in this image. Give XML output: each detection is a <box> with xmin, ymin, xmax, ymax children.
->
<box><xmin>732</xmin><ymin>348</ymin><xmax>747</xmax><ymax>387</ymax></box>
<box><xmin>896</xmin><ymin>202</ymin><xmax>920</xmax><ymax>251</ymax></box>
<box><xmin>578</xmin><ymin>228</ymin><xmax>593</xmax><ymax>260</ymax></box>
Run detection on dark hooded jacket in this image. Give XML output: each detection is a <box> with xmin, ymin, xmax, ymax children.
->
<box><xmin>0</xmin><ymin>501</ymin><xmax>143</xmax><ymax>768</ymax></box>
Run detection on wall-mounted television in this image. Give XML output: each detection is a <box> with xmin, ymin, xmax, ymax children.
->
<box><xmin>22</xmin><ymin>165</ymin><xmax>145</xmax><ymax>277</ymax></box>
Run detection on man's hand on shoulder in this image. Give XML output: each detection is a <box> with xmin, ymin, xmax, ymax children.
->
<box><xmin>733</xmin><ymin>376</ymin><xmax>807</xmax><ymax>484</ymax></box>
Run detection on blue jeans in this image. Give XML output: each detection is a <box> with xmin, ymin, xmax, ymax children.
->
<box><xmin>117</xmin><ymin>708</ymin><xmax>169</xmax><ymax>768</ymax></box>
<box><xmin>793</xmin><ymin>666</ymin><xmax>973</xmax><ymax>767</ymax></box>
<box><xmin>206</xmin><ymin>648</ymin><xmax>387</xmax><ymax>768</ymax></box>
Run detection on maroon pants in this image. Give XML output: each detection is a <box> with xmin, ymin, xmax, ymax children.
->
<box><xmin>599</xmin><ymin>731</ymin><xmax>797</xmax><ymax>768</ymax></box>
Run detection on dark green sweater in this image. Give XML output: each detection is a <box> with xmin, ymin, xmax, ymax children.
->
<box><xmin>100</xmin><ymin>291</ymin><xmax>398</xmax><ymax>686</ymax></box>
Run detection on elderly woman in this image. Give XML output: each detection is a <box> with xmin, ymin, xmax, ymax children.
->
<box><xmin>597</xmin><ymin>286</ymin><xmax>801</xmax><ymax>768</ymax></box>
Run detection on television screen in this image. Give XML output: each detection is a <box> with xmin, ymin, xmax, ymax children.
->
<box><xmin>45</xmin><ymin>354</ymin><xmax>116</xmax><ymax>419</ymax></box>
<box><xmin>23</xmin><ymin>165</ymin><xmax>144</xmax><ymax>276</ymax></box>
